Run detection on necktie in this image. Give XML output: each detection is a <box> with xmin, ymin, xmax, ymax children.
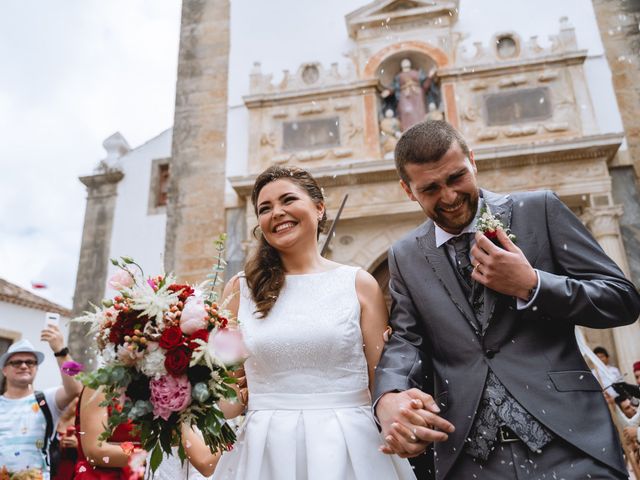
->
<box><xmin>448</xmin><ymin>233</ymin><xmax>474</xmax><ymax>291</ymax></box>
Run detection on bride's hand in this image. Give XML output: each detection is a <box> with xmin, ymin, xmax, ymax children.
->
<box><xmin>376</xmin><ymin>389</ymin><xmax>454</xmax><ymax>458</ymax></box>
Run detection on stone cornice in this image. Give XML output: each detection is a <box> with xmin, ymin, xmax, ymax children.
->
<box><xmin>439</xmin><ymin>50</ymin><xmax>588</xmax><ymax>80</ymax></box>
<box><xmin>473</xmin><ymin>132</ymin><xmax>623</xmax><ymax>170</ymax></box>
<box><xmin>79</xmin><ymin>170</ymin><xmax>125</xmax><ymax>189</ymax></box>
<box><xmin>230</xmin><ymin>133</ymin><xmax>623</xmax><ymax>197</ymax></box>
<box><xmin>243</xmin><ymin>80</ymin><xmax>379</xmax><ymax>109</ymax></box>
<box><xmin>345</xmin><ymin>0</ymin><xmax>459</xmax><ymax>39</ymax></box>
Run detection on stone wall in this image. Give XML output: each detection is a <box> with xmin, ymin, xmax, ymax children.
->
<box><xmin>592</xmin><ymin>0</ymin><xmax>640</xmax><ymax>176</ymax></box>
<box><xmin>164</xmin><ymin>0</ymin><xmax>231</xmax><ymax>284</ymax></box>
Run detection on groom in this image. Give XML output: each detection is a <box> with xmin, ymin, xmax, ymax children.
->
<box><xmin>374</xmin><ymin>120</ymin><xmax>640</xmax><ymax>479</ymax></box>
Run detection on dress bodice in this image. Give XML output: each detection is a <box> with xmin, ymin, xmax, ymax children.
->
<box><xmin>238</xmin><ymin>265</ymin><xmax>369</xmax><ymax>395</ymax></box>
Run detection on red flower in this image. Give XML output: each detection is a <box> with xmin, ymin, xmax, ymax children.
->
<box><xmin>484</xmin><ymin>230</ymin><xmax>498</xmax><ymax>240</ymax></box>
<box><xmin>109</xmin><ymin>319</ymin><xmax>125</xmax><ymax>344</ymax></box>
<box><xmin>186</xmin><ymin>329</ymin><xmax>209</xmax><ymax>350</ymax></box>
<box><xmin>168</xmin><ymin>284</ymin><xmax>195</xmax><ymax>302</ymax></box>
<box><xmin>165</xmin><ymin>346</ymin><xmax>191</xmax><ymax>376</ymax></box>
<box><xmin>159</xmin><ymin>326</ymin><xmax>184</xmax><ymax>350</ymax></box>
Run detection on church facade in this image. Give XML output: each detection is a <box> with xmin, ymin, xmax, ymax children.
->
<box><xmin>71</xmin><ymin>0</ymin><xmax>640</xmax><ymax>375</ymax></box>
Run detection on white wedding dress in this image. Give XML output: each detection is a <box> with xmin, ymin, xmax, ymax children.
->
<box><xmin>211</xmin><ymin>265</ymin><xmax>416</xmax><ymax>480</ymax></box>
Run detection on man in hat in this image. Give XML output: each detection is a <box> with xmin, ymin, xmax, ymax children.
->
<box><xmin>0</xmin><ymin>325</ymin><xmax>82</xmax><ymax>479</ymax></box>
<box><xmin>634</xmin><ymin>361</ymin><xmax>640</xmax><ymax>385</ymax></box>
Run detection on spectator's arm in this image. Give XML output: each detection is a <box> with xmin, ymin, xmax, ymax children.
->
<box><xmin>78</xmin><ymin>388</ymin><xmax>130</xmax><ymax>468</ymax></box>
<box><xmin>41</xmin><ymin>324</ymin><xmax>82</xmax><ymax>409</ymax></box>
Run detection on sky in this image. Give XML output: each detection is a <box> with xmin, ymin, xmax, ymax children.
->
<box><xmin>0</xmin><ymin>1</ymin><xmax>182</xmax><ymax>308</ymax></box>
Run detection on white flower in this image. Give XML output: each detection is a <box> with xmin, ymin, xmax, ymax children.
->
<box><xmin>100</xmin><ymin>344</ymin><xmax>118</xmax><ymax>365</ymax></box>
<box><xmin>130</xmin><ymin>274</ymin><xmax>181</xmax><ymax>323</ymax></box>
<box><xmin>140</xmin><ymin>348</ymin><xmax>168</xmax><ymax>378</ymax></box>
<box><xmin>72</xmin><ymin>305</ymin><xmax>106</xmax><ymax>337</ymax></box>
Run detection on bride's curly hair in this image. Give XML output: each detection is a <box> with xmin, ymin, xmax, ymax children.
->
<box><xmin>245</xmin><ymin>165</ymin><xmax>327</xmax><ymax>318</ymax></box>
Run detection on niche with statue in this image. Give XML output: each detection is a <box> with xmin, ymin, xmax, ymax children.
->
<box><xmin>376</xmin><ymin>52</ymin><xmax>443</xmax><ymax>158</ymax></box>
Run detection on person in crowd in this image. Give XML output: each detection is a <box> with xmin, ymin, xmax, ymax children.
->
<box><xmin>74</xmin><ymin>387</ymin><xmax>139</xmax><ymax>479</ymax></box>
<box><xmin>595</xmin><ymin>346</ymin><xmax>623</xmax><ymax>380</ymax></box>
<box><xmin>0</xmin><ymin>327</ymin><xmax>82</xmax><ymax>480</ymax></box>
<box><xmin>209</xmin><ymin>165</ymin><xmax>418</xmax><ymax>479</ymax></box>
<box><xmin>634</xmin><ymin>361</ymin><xmax>640</xmax><ymax>386</ymax></box>
<box><xmin>53</xmin><ymin>397</ymin><xmax>79</xmax><ymax>480</ymax></box>
<box><xmin>374</xmin><ymin>120</ymin><xmax>640</xmax><ymax>479</ymax></box>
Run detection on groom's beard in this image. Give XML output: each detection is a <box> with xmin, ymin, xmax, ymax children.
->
<box><xmin>433</xmin><ymin>192</ymin><xmax>479</xmax><ymax>234</ymax></box>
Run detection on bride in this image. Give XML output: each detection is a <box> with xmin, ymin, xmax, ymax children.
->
<box><xmin>211</xmin><ymin>165</ymin><xmax>416</xmax><ymax>479</ymax></box>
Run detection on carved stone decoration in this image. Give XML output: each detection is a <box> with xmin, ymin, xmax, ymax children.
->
<box><xmin>463</xmin><ymin>105</ymin><xmax>479</xmax><ymax>122</ymax></box>
<box><xmin>248</xmin><ymin>61</ymin><xmax>356</xmax><ymax>95</ymax></box>
<box><xmin>494</xmin><ymin>32</ymin><xmax>520</xmax><ymax>59</ymax></box>
<box><xmin>272</xmin><ymin>108</ymin><xmax>288</xmax><ymax>118</ymax></box>
<box><xmin>345</xmin><ymin>120</ymin><xmax>362</xmax><ymax>140</ymax></box>
<box><xmin>302</xmin><ymin>64</ymin><xmax>320</xmax><ymax>84</ymax></box>
<box><xmin>333</xmin><ymin>148</ymin><xmax>354</xmax><ymax>158</ymax></box>
<box><xmin>582</xmin><ymin>205</ymin><xmax>624</xmax><ymax>239</ymax></box>
<box><xmin>503</xmin><ymin>125</ymin><xmax>538</xmax><ymax>137</ymax></box>
<box><xmin>298</xmin><ymin>103</ymin><xmax>326</xmax><ymax>115</ymax></box>
<box><xmin>471</xmin><ymin>80</ymin><xmax>488</xmax><ymax>91</ymax></box>
<box><xmin>538</xmin><ymin>71</ymin><xmax>559</xmax><ymax>82</ymax></box>
<box><xmin>543</xmin><ymin>122</ymin><xmax>570</xmax><ymax>132</ymax></box>
<box><xmin>455</xmin><ymin>16</ymin><xmax>581</xmax><ymax>66</ymax></box>
<box><xmin>333</xmin><ymin>100</ymin><xmax>352</xmax><ymax>111</ymax></box>
<box><xmin>498</xmin><ymin>75</ymin><xmax>528</xmax><ymax>88</ymax></box>
<box><xmin>477</xmin><ymin>128</ymin><xmax>500</xmax><ymax>141</ymax></box>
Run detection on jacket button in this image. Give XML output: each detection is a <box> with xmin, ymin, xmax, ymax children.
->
<box><xmin>485</xmin><ymin>349</ymin><xmax>496</xmax><ymax>359</ymax></box>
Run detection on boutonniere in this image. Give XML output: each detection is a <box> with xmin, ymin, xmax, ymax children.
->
<box><xmin>476</xmin><ymin>204</ymin><xmax>516</xmax><ymax>244</ymax></box>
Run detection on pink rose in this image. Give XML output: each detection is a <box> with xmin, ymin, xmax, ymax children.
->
<box><xmin>149</xmin><ymin>374</ymin><xmax>192</xmax><ymax>420</ymax></box>
<box><xmin>208</xmin><ymin>327</ymin><xmax>249</xmax><ymax>366</ymax></box>
<box><xmin>108</xmin><ymin>270</ymin><xmax>134</xmax><ymax>290</ymax></box>
<box><xmin>180</xmin><ymin>296</ymin><xmax>208</xmax><ymax>335</ymax></box>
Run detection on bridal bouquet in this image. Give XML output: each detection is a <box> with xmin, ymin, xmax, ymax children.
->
<box><xmin>75</xmin><ymin>235</ymin><xmax>247</xmax><ymax>471</ymax></box>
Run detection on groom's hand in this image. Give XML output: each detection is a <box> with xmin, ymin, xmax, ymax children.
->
<box><xmin>376</xmin><ymin>389</ymin><xmax>454</xmax><ymax>458</ymax></box>
<box><xmin>471</xmin><ymin>229</ymin><xmax>537</xmax><ymax>300</ymax></box>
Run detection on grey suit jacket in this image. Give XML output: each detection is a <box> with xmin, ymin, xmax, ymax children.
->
<box><xmin>374</xmin><ymin>189</ymin><xmax>640</xmax><ymax>479</ymax></box>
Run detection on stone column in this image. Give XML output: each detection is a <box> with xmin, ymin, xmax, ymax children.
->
<box><xmin>583</xmin><ymin>205</ymin><xmax>640</xmax><ymax>379</ymax></box>
<box><xmin>164</xmin><ymin>0</ymin><xmax>230</xmax><ymax>285</ymax></box>
<box><xmin>69</xmin><ymin>169</ymin><xmax>124</xmax><ymax>369</ymax></box>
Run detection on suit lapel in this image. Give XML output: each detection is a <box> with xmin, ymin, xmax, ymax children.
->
<box><xmin>480</xmin><ymin>190</ymin><xmax>514</xmax><ymax>332</ymax></box>
<box><xmin>417</xmin><ymin>222</ymin><xmax>480</xmax><ymax>335</ymax></box>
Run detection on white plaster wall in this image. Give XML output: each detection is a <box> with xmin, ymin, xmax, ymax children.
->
<box><xmin>106</xmin><ymin>128</ymin><xmax>172</xmax><ymax>295</ymax></box>
<box><xmin>224</xmin><ymin>0</ymin><xmax>626</xmax><ymax>188</ymax></box>
<box><xmin>0</xmin><ymin>301</ymin><xmax>70</xmax><ymax>391</ymax></box>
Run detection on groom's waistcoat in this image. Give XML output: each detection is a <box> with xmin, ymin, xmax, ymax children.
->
<box><xmin>374</xmin><ymin>189</ymin><xmax>640</xmax><ymax>480</ymax></box>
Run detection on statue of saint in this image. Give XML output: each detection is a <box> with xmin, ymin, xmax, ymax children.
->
<box><xmin>380</xmin><ymin>108</ymin><xmax>401</xmax><ymax>158</ymax></box>
<box><xmin>381</xmin><ymin>59</ymin><xmax>440</xmax><ymax>131</ymax></box>
<box><xmin>426</xmin><ymin>102</ymin><xmax>444</xmax><ymax>121</ymax></box>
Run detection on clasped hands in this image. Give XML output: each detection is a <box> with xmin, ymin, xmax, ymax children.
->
<box><xmin>470</xmin><ymin>229</ymin><xmax>537</xmax><ymax>301</ymax></box>
<box><xmin>376</xmin><ymin>389</ymin><xmax>455</xmax><ymax>458</ymax></box>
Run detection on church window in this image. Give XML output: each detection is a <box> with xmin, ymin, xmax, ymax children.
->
<box><xmin>148</xmin><ymin>158</ymin><xmax>171</xmax><ymax>215</ymax></box>
<box><xmin>156</xmin><ymin>164</ymin><xmax>170</xmax><ymax>207</ymax></box>
<box><xmin>282</xmin><ymin>117</ymin><xmax>340</xmax><ymax>151</ymax></box>
<box><xmin>484</xmin><ymin>87</ymin><xmax>552</xmax><ymax>126</ymax></box>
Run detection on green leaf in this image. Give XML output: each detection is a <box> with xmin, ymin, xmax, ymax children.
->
<box><xmin>149</xmin><ymin>445</ymin><xmax>163</xmax><ymax>473</ymax></box>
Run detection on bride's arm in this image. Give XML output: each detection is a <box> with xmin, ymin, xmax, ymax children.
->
<box><xmin>217</xmin><ymin>275</ymin><xmax>247</xmax><ymax>419</ymax></box>
<box><xmin>355</xmin><ymin>270</ymin><xmax>390</xmax><ymax>391</ymax></box>
<box><xmin>181</xmin><ymin>424</ymin><xmax>221</xmax><ymax>476</ymax></box>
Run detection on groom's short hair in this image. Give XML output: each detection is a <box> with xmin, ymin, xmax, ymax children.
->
<box><xmin>394</xmin><ymin>120</ymin><xmax>471</xmax><ymax>184</ymax></box>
